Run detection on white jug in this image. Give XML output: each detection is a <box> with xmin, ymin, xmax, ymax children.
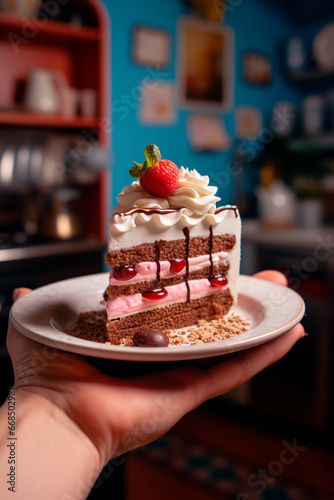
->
<box><xmin>25</xmin><ymin>68</ymin><xmax>67</xmax><ymax>114</ymax></box>
<box><xmin>256</xmin><ymin>180</ymin><xmax>297</xmax><ymax>227</ymax></box>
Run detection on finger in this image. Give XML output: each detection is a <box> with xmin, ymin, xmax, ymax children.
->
<box><xmin>138</xmin><ymin>324</ymin><xmax>304</xmax><ymax>423</ymax></box>
<box><xmin>202</xmin><ymin>323</ymin><xmax>304</xmax><ymax>401</ymax></box>
<box><xmin>13</xmin><ymin>288</ymin><xmax>32</xmax><ymax>302</ymax></box>
<box><xmin>253</xmin><ymin>270</ymin><xmax>287</xmax><ymax>286</ymax></box>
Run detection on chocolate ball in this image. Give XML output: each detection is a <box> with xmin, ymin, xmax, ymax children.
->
<box><xmin>133</xmin><ymin>329</ymin><xmax>169</xmax><ymax>347</ymax></box>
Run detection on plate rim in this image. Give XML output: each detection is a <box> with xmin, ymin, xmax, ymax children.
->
<box><xmin>10</xmin><ymin>273</ymin><xmax>305</xmax><ymax>362</ymax></box>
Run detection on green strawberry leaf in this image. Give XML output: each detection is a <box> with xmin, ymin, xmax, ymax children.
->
<box><xmin>144</xmin><ymin>144</ymin><xmax>161</xmax><ymax>167</ymax></box>
<box><xmin>129</xmin><ymin>161</ymin><xmax>150</xmax><ymax>178</ymax></box>
<box><xmin>129</xmin><ymin>144</ymin><xmax>162</xmax><ymax>178</ymax></box>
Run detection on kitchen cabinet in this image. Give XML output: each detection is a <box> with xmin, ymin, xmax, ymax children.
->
<box><xmin>239</xmin><ymin>220</ymin><xmax>334</xmax><ymax>444</ymax></box>
<box><xmin>0</xmin><ymin>0</ymin><xmax>111</xmax><ymax>240</ymax></box>
<box><xmin>234</xmin><ymin>109</ymin><xmax>334</xmax><ymax>224</ymax></box>
<box><xmin>0</xmin><ymin>0</ymin><xmax>111</xmax><ymax>403</ymax></box>
<box><xmin>258</xmin><ymin>0</ymin><xmax>334</xmax><ymax>24</ymax></box>
<box><xmin>232</xmin><ymin>5</ymin><xmax>334</xmax><ymax>444</ymax></box>
<box><xmin>0</xmin><ymin>239</ymin><xmax>107</xmax><ymax>402</ymax></box>
<box><xmin>0</xmin><ymin>12</ymin><xmax>100</xmax><ymax>128</ymax></box>
<box><xmin>282</xmin><ymin>67</ymin><xmax>334</xmax><ymax>154</ymax></box>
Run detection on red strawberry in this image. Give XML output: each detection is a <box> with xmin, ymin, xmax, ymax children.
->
<box><xmin>129</xmin><ymin>144</ymin><xmax>179</xmax><ymax>197</ymax></box>
<box><xmin>140</xmin><ymin>159</ymin><xmax>179</xmax><ymax>197</ymax></box>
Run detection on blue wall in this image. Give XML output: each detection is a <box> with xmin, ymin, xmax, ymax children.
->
<box><xmin>102</xmin><ymin>0</ymin><xmax>301</xmax><ymax>208</ymax></box>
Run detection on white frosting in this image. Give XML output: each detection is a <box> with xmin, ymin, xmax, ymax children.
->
<box><xmin>110</xmin><ymin>167</ymin><xmax>223</xmax><ymax>237</ymax></box>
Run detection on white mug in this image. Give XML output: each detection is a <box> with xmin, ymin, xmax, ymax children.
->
<box><xmin>80</xmin><ymin>89</ymin><xmax>97</xmax><ymax>118</ymax></box>
<box><xmin>25</xmin><ymin>68</ymin><xmax>67</xmax><ymax>114</ymax></box>
<box><xmin>301</xmin><ymin>95</ymin><xmax>327</xmax><ymax>136</ymax></box>
<box><xmin>59</xmin><ymin>87</ymin><xmax>79</xmax><ymax>118</ymax></box>
<box><xmin>271</xmin><ymin>101</ymin><xmax>297</xmax><ymax>137</ymax></box>
<box><xmin>298</xmin><ymin>199</ymin><xmax>323</xmax><ymax>228</ymax></box>
<box><xmin>256</xmin><ymin>180</ymin><xmax>297</xmax><ymax>226</ymax></box>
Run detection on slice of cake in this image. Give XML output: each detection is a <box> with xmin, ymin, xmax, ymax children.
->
<box><xmin>104</xmin><ymin>144</ymin><xmax>241</xmax><ymax>347</ymax></box>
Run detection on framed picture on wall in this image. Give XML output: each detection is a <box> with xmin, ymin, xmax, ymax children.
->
<box><xmin>235</xmin><ymin>105</ymin><xmax>262</xmax><ymax>139</ymax></box>
<box><xmin>177</xmin><ymin>17</ymin><xmax>234</xmax><ymax>110</ymax></box>
<box><xmin>139</xmin><ymin>81</ymin><xmax>176</xmax><ymax>125</ymax></box>
<box><xmin>242</xmin><ymin>51</ymin><xmax>272</xmax><ymax>85</ymax></box>
<box><xmin>132</xmin><ymin>25</ymin><xmax>171</xmax><ymax>69</ymax></box>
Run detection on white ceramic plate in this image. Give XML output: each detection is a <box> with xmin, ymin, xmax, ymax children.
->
<box><xmin>10</xmin><ymin>273</ymin><xmax>305</xmax><ymax>362</ymax></box>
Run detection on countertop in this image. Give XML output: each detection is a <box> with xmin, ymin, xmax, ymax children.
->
<box><xmin>242</xmin><ymin>219</ymin><xmax>334</xmax><ymax>253</ymax></box>
<box><xmin>0</xmin><ymin>238</ymin><xmax>107</xmax><ymax>263</ymax></box>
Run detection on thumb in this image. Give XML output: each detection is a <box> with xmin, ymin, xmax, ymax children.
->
<box><xmin>13</xmin><ymin>288</ymin><xmax>32</xmax><ymax>302</ymax></box>
<box><xmin>253</xmin><ymin>270</ymin><xmax>288</xmax><ymax>287</ymax></box>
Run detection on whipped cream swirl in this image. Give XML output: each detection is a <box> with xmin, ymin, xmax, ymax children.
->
<box><xmin>111</xmin><ymin>167</ymin><xmax>225</xmax><ymax>234</ymax></box>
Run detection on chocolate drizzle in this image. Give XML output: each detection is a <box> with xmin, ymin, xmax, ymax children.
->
<box><xmin>209</xmin><ymin>225</ymin><xmax>214</xmax><ymax>278</ymax></box>
<box><xmin>154</xmin><ymin>240</ymin><xmax>166</xmax><ymax>282</ymax></box>
<box><xmin>115</xmin><ymin>203</ymin><xmax>238</xmax><ymax>301</ymax></box>
<box><xmin>116</xmin><ymin>205</ymin><xmax>238</xmax><ymax>217</ymax></box>
<box><xmin>116</xmin><ymin>207</ymin><xmax>179</xmax><ymax>217</ymax></box>
<box><xmin>182</xmin><ymin>227</ymin><xmax>191</xmax><ymax>302</ymax></box>
<box><xmin>215</xmin><ymin>205</ymin><xmax>238</xmax><ymax>218</ymax></box>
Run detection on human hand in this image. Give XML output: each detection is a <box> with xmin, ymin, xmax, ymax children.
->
<box><xmin>3</xmin><ymin>271</ymin><xmax>304</xmax><ymax>499</ymax></box>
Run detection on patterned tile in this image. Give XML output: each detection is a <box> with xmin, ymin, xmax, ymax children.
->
<box><xmin>134</xmin><ymin>432</ymin><xmax>331</xmax><ymax>500</ymax></box>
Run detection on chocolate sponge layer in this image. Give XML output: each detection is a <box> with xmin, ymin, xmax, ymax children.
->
<box><xmin>106</xmin><ymin>289</ymin><xmax>233</xmax><ymax>344</ymax></box>
<box><xmin>106</xmin><ymin>235</ymin><xmax>235</xmax><ymax>268</ymax></box>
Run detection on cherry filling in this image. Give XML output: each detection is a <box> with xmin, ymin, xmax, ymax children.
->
<box><xmin>170</xmin><ymin>259</ymin><xmax>186</xmax><ymax>273</ymax></box>
<box><xmin>142</xmin><ymin>289</ymin><xmax>168</xmax><ymax>300</ymax></box>
<box><xmin>113</xmin><ymin>265</ymin><xmax>137</xmax><ymax>281</ymax></box>
<box><xmin>209</xmin><ymin>275</ymin><xmax>228</xmax><ymax>287</ymax></box>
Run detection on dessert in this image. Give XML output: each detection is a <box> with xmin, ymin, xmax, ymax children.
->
<box><xmin>103</xmin><ymin>144</ymin><xmax>242</xmax><ymax>347</ymax></box>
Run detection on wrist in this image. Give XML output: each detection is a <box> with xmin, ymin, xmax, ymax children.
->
<box><xmin>1</xmin><ymin>389</ymin><xmax>102</xmax><ymax>500</ymax></box>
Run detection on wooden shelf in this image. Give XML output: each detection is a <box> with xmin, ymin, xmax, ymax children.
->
<box><xmin>285</xmin><ymin>69</ymin><xmax>334</xmax><ymax>83</ymax></box>
<box><xmin>0</xmin><ymin>1</ymin><xmax>110</xmax><ymax>240</ymax></box>
<box><xmin>0</xmin><ymin>110</ymin><xmax>99</xmax><ymax>128</ymax></box>
<box><xmin>287</xmin><ymin>133</ymin><xmax>334</xmax><ymax>152</ymax></box>
<box><xmin>0</xmin><ymin>238</ymin><xmax>106</xmax><ymax>263</ymax></box>
<box><xmin>0</xmin><ymin>12</ymin><xmax>99</xmax><ymax>42</ymax></box>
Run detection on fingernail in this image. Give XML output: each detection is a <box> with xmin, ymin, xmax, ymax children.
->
<box><xmin>12</xmin><ymin>289</ymin><xmax>19</xmax><ymax>302</ymax></box>
<box><xmin>303</xmin><ymin>333</ymin><xmax>309</xmax><ymax>337</ymax></box>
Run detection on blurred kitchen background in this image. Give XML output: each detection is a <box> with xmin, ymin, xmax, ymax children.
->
<box><xmin>1</xmin><ymin>0</ymin><xmax>334</xmax><ymax>498</ymax></box>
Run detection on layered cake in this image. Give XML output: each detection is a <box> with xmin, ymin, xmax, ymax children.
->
<box><xmin>103</xmin><ymin>145</ymin><xmax>242</xmax><ymax>347</ymax></box>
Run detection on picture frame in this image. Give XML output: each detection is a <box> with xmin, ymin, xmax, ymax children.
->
<box><xmin>132</xmin><ymin>25</ymin><xmax>171</xmax><ymax>69</ymax></box>
<box><xmin>139</xmin><ymin>81</ymin><xmax>176</xmax><ymax>125</ymax></box>
<box><xmin>177</xmin><ymin>16</ymin><xmax>234</xmax><ymax>111</ymax></box>
<box><xmin>242</xmin><ymin>51</ymin><xmax>272</xmax><ymax>85</ymax></box>
<box><xmin>235</xmin><ymin>105</ymin><xmax>262</xmax><ymax>139</ymax></box>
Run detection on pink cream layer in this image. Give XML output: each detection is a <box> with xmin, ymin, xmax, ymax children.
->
<box><xmin>109</xmin><ymin>251</ymin><xmax>229</xmax><ymax>285</ymax></box>
<box><xmin>106</xmin><ymin>278</ymin><xmax>225</xmax><ymax>319</ymax></box>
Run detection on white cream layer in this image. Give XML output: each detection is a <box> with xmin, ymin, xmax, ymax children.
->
<box><xmin>108</xmin><ymin>166</ymin><xmax>239</xmax><ymax>251</ymax></box>
<box><xmin>109</xmin><ymin>251</ymin><xmax>229</xmax><ymax>286</ymax></box>
<box><xmin>111</xmin><ymin>167</ymin><xmax>220</xmax><ymax>240</ymax></box>
<box><xmin>106</xmin><ymin>278</ymin><xmax>226</xmax><ymax>320</ymax></box>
